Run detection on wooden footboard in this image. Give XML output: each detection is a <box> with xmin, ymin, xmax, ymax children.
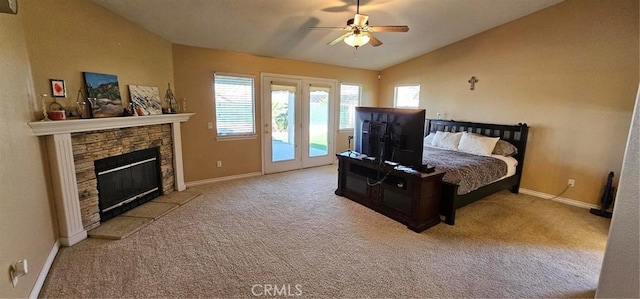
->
<box><xmin>440</xmin><ymin>175</ymin><xmax>520</xmax><ymax>225</ymax></box>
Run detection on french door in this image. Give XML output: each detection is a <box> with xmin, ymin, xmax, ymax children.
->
<box><xmin>261</xmin><ymin>73</ymin><xmax>336</xmax><ymax>174</ymax></box>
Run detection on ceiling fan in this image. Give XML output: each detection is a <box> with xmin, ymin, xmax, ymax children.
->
<box><xmin>310</xmin><ymin>0</ymin><xmax>409</xmax><ymax>48</ymax></box>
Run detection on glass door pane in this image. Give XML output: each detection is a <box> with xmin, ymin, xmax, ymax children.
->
<box><xmin>271</xmin><ymin>85</ymin><xmax>296</xmax><ymax>162</ymax></box>
<box><xmin>262</xmin><ymin>74</ymin><xmax>334</xmax><ymax>174</ymax></box>
<box><xmin>308</xmin><ymin>86</ymin><xmax>329</xmax><ymax>157</ymax></box>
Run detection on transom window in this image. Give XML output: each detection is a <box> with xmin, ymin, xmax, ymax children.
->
<box><xmin>394</xmin><ymin>85</ymin><xmax>420</xmax><ymax>108</ymax></box>
<box><xmin>339</xmin><ymin>83</ymin><xmax>362</xmax><ymax>130</ymax></box>
<box><xmin>213</xmin><ymin>73</ymin><xmax>256</xmax><ymax>138</ymax></box>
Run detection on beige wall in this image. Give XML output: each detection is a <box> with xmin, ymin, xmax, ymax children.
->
<box><xmin>0</xmin><ymin>13</ymin><xmax>56</xmax><ymax>298</ymax></box>
<box><xmin>378</xmin><ymin>0</ymin><xmax>639</xmax><ymax>205</ymax></box>
<box><xmin>22</xmin><ymin>0</ymin><xmax>174</xmax><ymax>118</ymax></box>
<box><xmin>0</xmin><ymin>1</ymin><xmax>174</xmax><ymax>296</ymax></box>
<box><xmin>172</xmin><ymin>45</ymin><xmax>378</xmax><ymax>182</ymax></box>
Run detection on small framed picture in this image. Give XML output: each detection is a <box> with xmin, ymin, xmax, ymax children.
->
<box><xmin>50</xmin><ymin>79</ymin><xmax>66</xmax><ymax>97</ymax></box>
<box><xmin>63</xmin><ymin>107</ymin><xmax>81</xmax><ymax>119</ymax></box>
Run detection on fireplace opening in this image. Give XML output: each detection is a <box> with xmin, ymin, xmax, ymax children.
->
<box><xmin>95</xmin><ymin>147</ymin><xmax>162</xmax><ymax>221</ymax></box>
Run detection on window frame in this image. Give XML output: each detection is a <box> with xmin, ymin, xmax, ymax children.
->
<box><xmin>213</xmin><ymin>72</ymin><xmax>257</xmax><ymax>141</ymax></box>
<box><xmin>338</xmin><ymin>82</ymin><xmax>362</xmax><ymax>131</ymax></box>
<box><xmin>393</xmin><ymin>84</ymin><xmax>421</xmax><ymax>108</ymax></box>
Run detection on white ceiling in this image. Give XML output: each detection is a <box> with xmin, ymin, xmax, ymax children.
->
<box><xmin>91</xmin><ymin>0</ymin><xmax>563</xmax><ymax>71</ymax></box>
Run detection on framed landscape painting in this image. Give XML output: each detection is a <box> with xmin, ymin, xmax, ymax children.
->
<box><xmin>83</xmin><ymin>72</ymin><xmax>124</xmax><ymax>118</ymax></box>
<box><xmin>129</xmin><ymin>85</ymin><xmax>162</xmax><ymax>115</ymax></box>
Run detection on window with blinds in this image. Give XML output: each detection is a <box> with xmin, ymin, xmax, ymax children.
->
<box><xmin>339</xmin><ymin>83</ymin><xmax>361</xmax><ymax>130</ymax></box>
<box><xmin>214</xmin><ymin>73</ymin><xmax>256</xmax><ymax>138</ymax></box>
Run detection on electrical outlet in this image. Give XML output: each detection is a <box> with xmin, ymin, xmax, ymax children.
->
<box><xmin>10</xmin><ymin>259</ymin><xmax>28</xmax><ymax>288</ymax></box>
<box><xmin>568</xmin><ymin>179</ymin><xmax>575</xmax><ymax>187</ymax></box>
<box><xmin>216</xmin><ymin>160</ymin><xmax>222</xmax><ymax>168</ymax></box>
<box><xmin>207</xmin><ymin>122</ymin><xmax>214</xmax><ymax>130</ymax></box>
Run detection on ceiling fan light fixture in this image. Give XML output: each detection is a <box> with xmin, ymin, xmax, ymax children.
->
<box><xmin>310</xmin><ymin>0</ymin><xmax>408</xmax><ymax>49</ymax></box>
<box><xmin>344</xmin><ymin>32</ymin><xmax>370</xmax><ymax>48</ymax></box>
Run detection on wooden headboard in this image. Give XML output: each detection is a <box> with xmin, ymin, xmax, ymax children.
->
<box><xmin>425</xmin><ymin>119</ymin><xmax>529</xmax><ymax>177</ymax></box>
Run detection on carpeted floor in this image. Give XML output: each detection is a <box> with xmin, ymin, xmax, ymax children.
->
<box><xmin>39</xmin><ymin>165</ymin><xmax>610</xmax><ymax>298</ymax></box>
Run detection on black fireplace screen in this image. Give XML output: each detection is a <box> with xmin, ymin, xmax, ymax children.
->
<box><xmin>94</xmin><ymin>147</ymin><xmax>162</xmax><ymax>221</ymax></box>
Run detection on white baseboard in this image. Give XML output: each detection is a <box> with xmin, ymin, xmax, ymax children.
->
<box><xmin>186</xmin><ymin>174</ymin><xmax>599</xmax><ymax>209</ymax></box>
<box><xmin>185</xmin><ymin>172</ymin><xmax>262</xmax><ymax>187</ymax></box>
<box><xmin>520</xmin><ymin>188</ymin><xmax>599</xmax><ymax>209</ymax></box>
<box><xmin>29</xmin><ymin>240</ymin><xmax>60</xmax><ymax>298</ymax></box>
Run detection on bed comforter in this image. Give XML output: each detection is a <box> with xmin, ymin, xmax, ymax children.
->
<box><xmin>422</xmin><ymin>146</ymin><xmax>508</xmax><ymax>195</ymax></box>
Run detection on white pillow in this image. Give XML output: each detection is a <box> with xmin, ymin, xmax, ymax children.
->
<box><xmin>424</xmin><ymin>133</ymin><xmax>435</xmax><ymax>145</ymax></box>
<box><xmin>432</xmin><ymin>131</ymin><xmax>462</xmax><ymax>150</ymax></box>
<box><xmin>458</xmin><ymin>132</ymin><xmax>499</xmax><ymax>156</ymax></box>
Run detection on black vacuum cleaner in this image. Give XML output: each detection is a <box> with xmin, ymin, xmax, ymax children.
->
<box><xmin>590</xmin><ymin>171</ymin><xmax>615</xmax><ymax>218</ymax></box>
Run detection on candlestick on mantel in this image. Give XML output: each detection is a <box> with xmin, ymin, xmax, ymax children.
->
<box><xmin>41</xmin><ymin>94</ymin><xmax>51</xmax><ymax>121</ymax></box>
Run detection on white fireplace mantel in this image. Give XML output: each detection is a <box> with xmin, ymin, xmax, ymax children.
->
<box><xmin>28</xmin><ymin>113</ymin><xmax>194</xmax><ymax>246</ymax></box>
<box><xmin>29</xmin><ymin>113</ymin><xmax>194</xmax><ymax>136</ymax></box>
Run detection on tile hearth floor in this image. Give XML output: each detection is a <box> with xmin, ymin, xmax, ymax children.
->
<box><xmin>87</xmin><ymin>190</ymin><xmax>201</xmax><ymax>240</ymax></box>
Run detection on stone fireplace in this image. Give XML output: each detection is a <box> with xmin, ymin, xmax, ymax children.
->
<box><xmin>29</xmin><ymin>113</ymin><xmax>193</xmax><ymax>246</ymax></box>
<box><xmin>73</xmin><ymin>125</ymin><xmax>174</xmax><ymax>230</ymax></box>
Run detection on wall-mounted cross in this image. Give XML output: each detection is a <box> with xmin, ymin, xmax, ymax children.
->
<box><xmin>468</xmin><ymin>76</ymin><xmax>479</xmax><ymax>90</ymax></box>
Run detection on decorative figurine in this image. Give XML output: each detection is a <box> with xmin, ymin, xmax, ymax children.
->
<box><xmin>164</xmin><ymin>83</ymin><xmax>178</xmax><ymax>114</ymax></box>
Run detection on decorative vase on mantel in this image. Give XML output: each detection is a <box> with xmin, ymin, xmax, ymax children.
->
<box><xmin>163</xmin><ymin>83</ymin><xmax>178</xmax><ymax>114</ymax></box>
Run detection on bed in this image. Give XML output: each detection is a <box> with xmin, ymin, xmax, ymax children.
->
<box><xmin>423</xmin><ymin>119</ymin><xmax>529</xmax><ymax>225</ymax></box>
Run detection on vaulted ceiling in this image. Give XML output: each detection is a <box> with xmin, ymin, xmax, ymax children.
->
<box><xmin>92</xmin><ymin>0</ymin><xmax>563</xmax><ymax>71</ymax></box>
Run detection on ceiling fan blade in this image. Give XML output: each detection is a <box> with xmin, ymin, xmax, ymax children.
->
<box><xmin>365</xmin><ymin>32</ymin><xmax>383</xmax><ymax>47</ymax></box>
<box><xmin>369</xmin><ymin>26</ymin><xmax>410</xmax><ymax>32</ymax></box>
<box><xmin>310</xmin><ymin>26</ymin><xmax>350</xmax><ymax>30</ymax></box>
<box><xmin>354</xmin><ymin>14</ymin><xmax>369</xmax><ymax>26</ymax></box>
<box><xmin>328</xmin><ymin>32</ymin><xmax>353</xmax><ymax>45</ymax></box>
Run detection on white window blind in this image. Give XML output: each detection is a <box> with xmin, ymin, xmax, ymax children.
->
<box><xmin>214</xmin><ymin>74</ymin><xmax>256</xmax><ymax>137</ymax></box>
<box><xmin>339</xmin><ymin>83</ymin><xmax>361</xmax><ymax>130</ymax></box>
<box><xmin>394</xmin><ymin>85</ymin><xmax>420</xmax><ymax>108</ymax></box>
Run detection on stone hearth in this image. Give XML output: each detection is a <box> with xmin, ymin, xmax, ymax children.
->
<box><xmin>29</xmin><ymin>113</ymin><xmax>193</xmax><ymax>246</ymax></box>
